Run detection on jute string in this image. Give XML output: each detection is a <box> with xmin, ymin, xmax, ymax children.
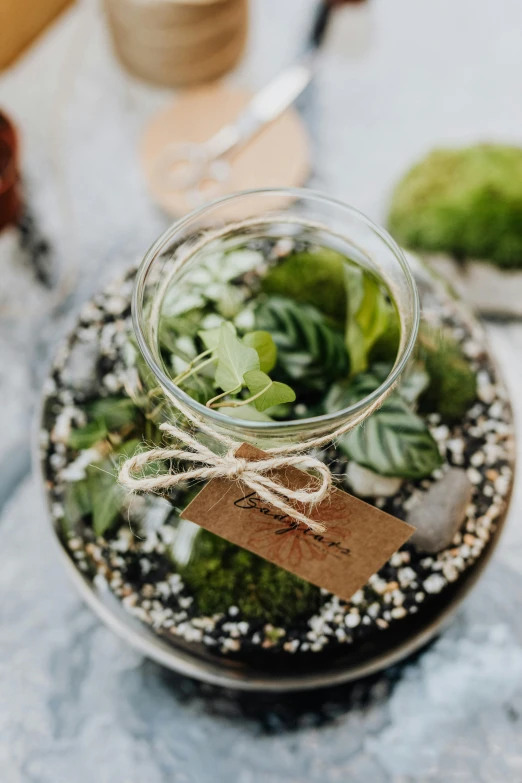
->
<box><xmin>119</xmin><ymin>385</ymin><xmax>396</xmax><ymax>534</ymax></box>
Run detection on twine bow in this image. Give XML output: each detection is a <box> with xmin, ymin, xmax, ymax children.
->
<box><xmin>119</xmin><ymin>422</ymin><xmax>331</xmax><ymax>533</ymax></box>
<box><xmin>119</xmin><ymin>375</ymin><xmax>396</xmax><ymax>534</ymax></box>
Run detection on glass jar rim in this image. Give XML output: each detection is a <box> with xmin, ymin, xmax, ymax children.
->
<box><xmin>132</xmin><ymin>187</ymin><xmax>420</xmax><ymax>435</ymax></box>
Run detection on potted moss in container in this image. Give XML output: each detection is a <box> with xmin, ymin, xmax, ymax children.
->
<box><xmin>40</xmin><ymin>189</ymin><xmax>515</xmax><ymax>690</ymax></box>
<box><xmin>388</xmin><ymin>144</ymin><xmax>522</xmax><ymax>317</ymax></box>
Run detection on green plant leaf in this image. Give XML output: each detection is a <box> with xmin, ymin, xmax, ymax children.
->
<box><xmin>399</xmin><ymin>363</ymin><xmax>430</xmax><ymax>404</ymax></box>
<box><xmin>87</xmin><ymin>397</ymin><xmax>138</xmax><ymax>431</ymax></box>
<box><xmin>216</xmin><ymin>284</ymin><xmax>246</xmax><ymax>319</ymax></box>
<box><xmin>159</xmin><ymin>310</ymin><xmax>205</xmax><ymax>353</ymax></box>
<box><xmin>255</xmin><ymin>296</ymin><xmax>348</xmax><ymax>391</ymax></box>
<box><xmin>82</xmin><ymin>438</ymin><xmax>144</xmax><ymax>538</ymax></box>
<box><xmin>337</xmin><ymin>394</ymin><xmax>442</xmax><ymax>479</ymax></box>
<box><xmin>326</xmin><ymin>361</ymin><xmax>429</xmax><ymax>411</ymax></box>
<box><xmin>243</xmin><ymin>370</ymin><xmax>296</xmax><ymax>412</ymax></box>
<box><xmin>63</xmin><ymin>479</ymin><xmax>92</xmax><ymax>528</ymax></box>
<box><xmin>345</xmin><ymin>266</ymin><xmax>389</xmax><ymax>376</ymax></box>
<box><xmin>86</xmin><ymin>461</ymin><xmax>125</xmax><ymax>537</ymax></box>
<box><xmin>178</xmin><ymin>373</ymin><xmax>217</xmax><ymax>406</ymax></box>
<box><xmin>198</xmin><ymin>324</ymin><xmax>231</xmax><ymax>352</ymax></box>
<box><xmin>208</xmin><ymin>249</ymin><xmax>262</xmax><ymax>283</ymax></box>
<box><xmin>242</xmin><ymin>331</ymin><xmax>277</xmax><ymax>373</ymax></box>
<box><xmin>215</xmin><ymin>322</ymin><xmax>260</xmax><ymax>393</ymax></box>
<box><xmin>68</xmin><ymin>419</ymin><xmax>108</xmax><ymax>451</ymax></box>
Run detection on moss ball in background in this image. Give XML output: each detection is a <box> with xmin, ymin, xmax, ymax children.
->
<box><xmin>388</xmin><ymin>145</ymin><xmax>522</xmax><ymax>269</ymax></box>
<box><xmin>178</xmin><ymin>531</ymin><xmax>321</xmax><ymax>625</ymax></box>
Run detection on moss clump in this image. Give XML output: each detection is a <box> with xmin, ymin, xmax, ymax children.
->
<box><xmin>388</xmin><ymin>145</ymin><xmax>522</xmax><ymax>268</ymax></box>
<box><xmin>418</xmin><ymin>325</ymin><xmax>477</xmax><ymax>423</ymax></box>
<box><xmin>178</xmin><ymin>531</ymin><xmax>321</xmax><ymax>625</ymax></box>
<box><xmin>262</xmin><ymin>247</ymin><xmax>347</xmax><ymax>322</ymax></box>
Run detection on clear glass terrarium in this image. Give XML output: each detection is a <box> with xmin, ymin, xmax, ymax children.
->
<box><xmin>132</xmin><ymin>189</ymin><xmax>420</xmax><ymax>446</ymax></box>
<box><xmin>40</xmin><ymin>187</ymin><xmax>514</xmax><ymax>689</ymax></box>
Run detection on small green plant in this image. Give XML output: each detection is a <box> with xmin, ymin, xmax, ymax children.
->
<box><xmin>173</xmin><ymin>322</ymin><xmax>296</xmax><ymax>413</ymax></box>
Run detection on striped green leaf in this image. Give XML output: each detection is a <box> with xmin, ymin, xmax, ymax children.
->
<box><xmin>255</xmin><ymin>296</ymin><xmax>349</xmax><ymax>390</ymax></box>
<box><xmin>328</xmin><ymin>371</ymin><xmax>442</xmax><ymax>480</ymax></box>
<box><xmin>338</xmin><ymin>394</ymin><xmax>442</xmax><ymax>479</ymax></box>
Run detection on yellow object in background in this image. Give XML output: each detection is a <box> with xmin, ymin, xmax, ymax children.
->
<box><xmin>0</xmin><ymin>0</ymin><xmax>73</xmax><ymax>70</ymax></box>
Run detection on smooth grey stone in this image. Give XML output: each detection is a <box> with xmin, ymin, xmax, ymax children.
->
<box><xmin>408</xmin><ymin>468</ymin><xmax>474</xmax><ymax>553</ymax></box>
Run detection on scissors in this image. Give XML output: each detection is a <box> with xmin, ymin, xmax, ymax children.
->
<box><xmin>153</xmin><ymin>1</ymin><xmax>334</xmax><ymax>207</ymax></box>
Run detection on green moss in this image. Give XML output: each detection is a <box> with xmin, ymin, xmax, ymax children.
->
<box><xmin>388</xmin><ymin>145</ymin><xmax>522</xmax><ymax>268</ymax></box>
<box><xmin>178</xmin><ymin>531</ymin><xmax>321</xmax><ymax>625</ymax></box>
<box><xmin>418</xmin><ymin>325</ymin><xmax>477</xmax><ymax>423</ymax></box>
<box><xmin>261</xmin><ymin>248</ymin><xmax>347</xmax><ymax>322</ymax></box>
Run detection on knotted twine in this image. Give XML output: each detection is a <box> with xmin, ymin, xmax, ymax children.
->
<box><xmin>119</xmin><ymin>385</ymin><xmax>396</xmax><ymax>535</ymax></box>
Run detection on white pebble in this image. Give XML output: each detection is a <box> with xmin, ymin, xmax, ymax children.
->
<box><xmin>423</xmin><ymin>574</ymin><xmax>446</xmax><ymax>594</ymax></box>
<box><xmin>345</xmin><ymin>612</ymin><xmax>361</xmax><ymax>629</ymax></box>
<box><xmin>467</xmin><ymin>467</ymin><xmax>482</xmax><ymax>485</ymax></box>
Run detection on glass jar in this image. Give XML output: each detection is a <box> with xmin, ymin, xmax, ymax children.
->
<box><xmin>132</xmin><ymin>188</ymin><xmax>420</xmax><ymax>450</ymax></box>
<box><xmin>119</xmin><ymin>188</ymin><xmax>431</xmax><ymax>676</ymax></box>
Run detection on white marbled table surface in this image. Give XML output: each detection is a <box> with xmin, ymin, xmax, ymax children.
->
<box><xmin>1</xmin><ymin>1</ymin><xmax>522</xmax><ymax>780</ymax></box>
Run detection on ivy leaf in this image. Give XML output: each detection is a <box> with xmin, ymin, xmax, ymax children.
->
<box><xmin>242</xmin><ymin>331</ymin><xmax>277</xmax><ymax>373</ymax></box>
<box><xmin>337</xmin><ymin>394</ymin><xmax>442</xmax><ymax>479</ymax></box>
<box><xmin>215</xmin><ymin>322</ymin><xmax>259</xmax><ymax>393</ymax></box>
<box><xmin>344</xmin><ymin>266</ymin><xmax>389</xmax><ymax>377</ymax></box>
<box><xmin>198</xmin><ymin>324</ymin><xmax>233</xmax><ymax>352</ymax></box>
<box><xmin>243</xmin><ymin>370</ymin><xmax>296</xmax><ymax>412</ymax></box>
